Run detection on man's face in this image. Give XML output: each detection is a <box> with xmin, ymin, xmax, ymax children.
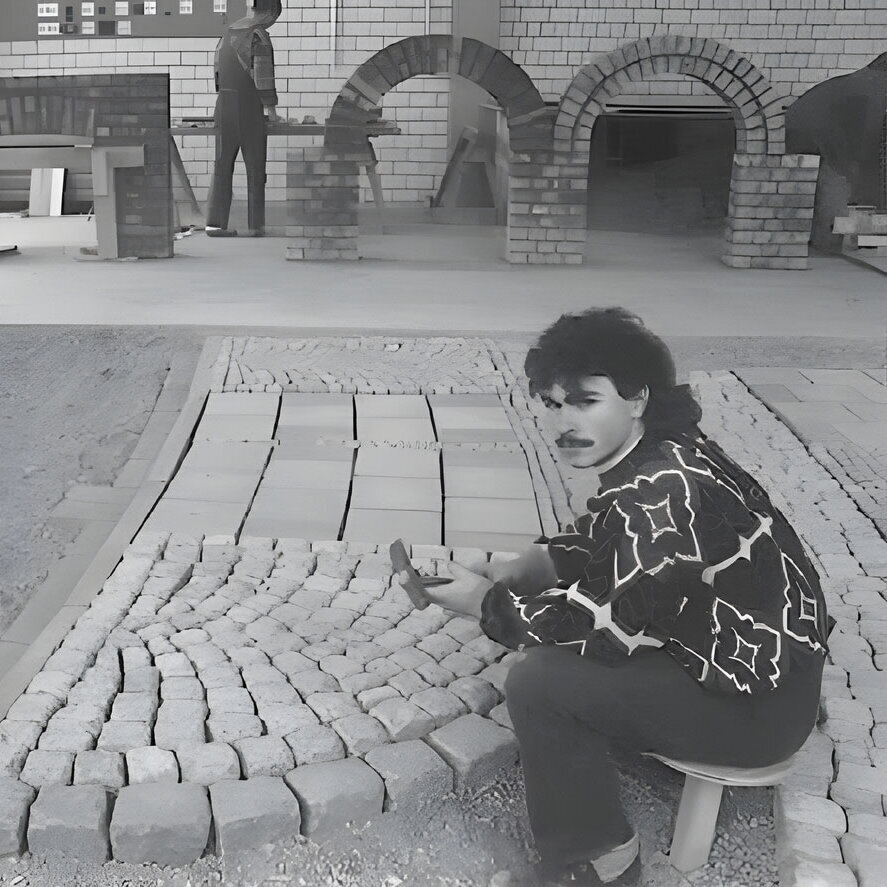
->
<box><xmin>540</xmin><ymin>375</ymin><xmax>645</xmax><ymax>469</ymax></box>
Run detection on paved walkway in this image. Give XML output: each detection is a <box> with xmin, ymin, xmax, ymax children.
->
<box><xmin>738</xmin><ymin>368</ymin><xmax>887</xmax><ymax>543</ymax></box>
<box><xmin>1</xmin><ymin>230</ymin><xmax>886</xmax><ymax>338</ymax></box>
<box><xmin>1</xmin><ymin>335</ymin><xmax>886</xmax><ymax>886</ymax></box>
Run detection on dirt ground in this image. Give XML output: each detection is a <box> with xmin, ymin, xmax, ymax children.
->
<box><xmin>0</xmin><ymin>326</ymin><xmax>204</xmax><ymax>635</ymax></box>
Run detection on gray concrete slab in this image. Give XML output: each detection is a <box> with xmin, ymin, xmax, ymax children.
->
<box><xmin>2</xmin><ymin>232</ymin><xmax>885</xmax><ymax>339</ymax></box>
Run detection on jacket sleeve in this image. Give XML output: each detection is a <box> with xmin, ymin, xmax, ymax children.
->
<box><xmin>479</xmin><ymin>579</ymin><xmax>602</xmax><ymax>654</ymax></box>
<box><xmin>481</xmin><ymin>568</ymin><xmax>662</xmax><ymax>664</ymax></box>
<box><xmin>251</xmin><ymin>32</ymin><xmax>278</xmax><ymax>107</ymax></box>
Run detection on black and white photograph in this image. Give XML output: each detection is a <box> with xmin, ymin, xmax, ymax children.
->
<box><xmin>0</xmin><ymin>2</ymin><xmax>886</xmax><ymax>885</ymax></box>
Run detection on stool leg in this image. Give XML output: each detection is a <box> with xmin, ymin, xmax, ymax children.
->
<box><xmin>669</xmin><ymin>776</ymin><xmax>723</xmax><ymax>873</ymax></box>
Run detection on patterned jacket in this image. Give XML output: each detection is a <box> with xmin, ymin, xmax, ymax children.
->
<box><xmin>215</xmin><ymin>25</ymin><xmax>278</xmax><ymax>107</ymax></box>
<box><xmin>480</xmin><ymin>432</ymin><xmax>832</xmax><ymax>695</ymax></box>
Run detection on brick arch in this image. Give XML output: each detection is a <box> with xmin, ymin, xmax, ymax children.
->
<box><xmin>327</xmin><ymin>35</ymin><xmax>551</xmax><ymax>150</ymax></box>
<box><xmin>555</xmin><ymin>35</ymin><xmax>786</xmax><ymax>156</ymax></box>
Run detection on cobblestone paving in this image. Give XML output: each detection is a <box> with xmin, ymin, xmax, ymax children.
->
<box><xmin>210</xmin><ymin>336</ymin><xmax>510</xmax><ymax>395</ymax></box>
<box><xmin>808</xmin><ymin>441</ymin><xmax>887</xmax><ymax>541</ymax></box>
<box><xmin>693</xmin><ymin>371</ymin><xmax>887</xmax><ymax>887</ymax></box>
<box><xmin>737</xmin><ymin>368</ymin><xmax>887</xmax><ymax>546</ymax></box>
<box><xmin>0</xmin><ymin>534</ymin><xmax>525</xmax><ymax>865</ymax></box>
<box><xmin>2</xmin><ymin>337</ymin><xmax>887</xmax><ymax>886</ymax></box>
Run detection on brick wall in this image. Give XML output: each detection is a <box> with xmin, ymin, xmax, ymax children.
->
<box><xmin>0</xmin><ymin>73</ymin><xmax>173</xmax><ymax>257</ymax></box>
<box><xmin>0</xmin><ymin>1</ymin><xmax>452</xmax><ymax>205</ymax></box>
<box><xmin>1</xmin><ymin>1</ymin><xmax>884</xmax><ymax>210</ymax></box>
<box><xmin>500</xmin><ymin>0</ymin><xmax>885</xmax><ymax>103</ymax></box>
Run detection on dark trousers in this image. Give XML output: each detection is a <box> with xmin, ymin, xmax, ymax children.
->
<box><xmin>505</xmin><ymin>645</ymin><xmax>823</xmax><ymax>867</ymax></box>
<box><xmin>206</xmin><ymin>88</ymin><xmax>267</xmax><ymax>233</ymax></box>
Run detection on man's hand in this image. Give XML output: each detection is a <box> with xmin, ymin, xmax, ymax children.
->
<box><xmin>486</xmin><ymin>544</ymin><xmax>558</xmax><ymax>597</ymax></box>
<box><xmin>266</xmin><ymin>107</ymin><xmax>281</xmax><ymax>123</ymax></box>
<box><xmin>397</xmin><ymin>562</ymin><xmax>492</xmax><ymax>620</ymax></box>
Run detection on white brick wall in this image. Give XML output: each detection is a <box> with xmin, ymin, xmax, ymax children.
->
<box><xmin>0</xmin><ymin>0</ymin><xmax>453</xmax><ymax>205</ymax></box>
<box><xmin>2</xmin><ymin>1</ymin><xmax>884</xmax><ymax>204</ymax></box>
<box><xmin>500</xmin><ymin>0</ymin><xmax>886</xmax><ymax>104</ymax></box>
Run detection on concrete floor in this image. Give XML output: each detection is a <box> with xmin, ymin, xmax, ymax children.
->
<box><xmin>0</xmin><ymin>224</ymin><xmax>884</xmax><ymax>339</ymax></box>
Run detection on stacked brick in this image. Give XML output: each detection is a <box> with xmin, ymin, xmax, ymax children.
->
<box><xmin>499</xmin><ymin>0</ymin><xmax>886</xmax><ymax>103</ymax></box>
<box><xmin>329</xmin><ymin>35</ymin><xmax>454</xmax><ymax>129</ymax></box>
<box><xmin>0</xmin><ymin>73</ymin><xmax>173</xmax><ymax>258</ymax></box>
<box><xmin>507</xmin><ymin>152</ymin><xmax>586</xmax><ymax>265</ymax></box>
<box><xmin>553</xmin><ymin>36</ymin><xmax>785</xmax><ymax>156</ymax></box>
<box><xmin>456</xmin><ymin>38</ymin><xmax>550</xmax><ymax>154</ymax></box>
<box><xmin>285</xmin><ymin>147</ymin><xmax>362</xmax><ymax>261</ymax></box>
<box><xmin>723</xmin><ymin>154</ymin><xmax>820</xmax><ymax>269</ymax></box>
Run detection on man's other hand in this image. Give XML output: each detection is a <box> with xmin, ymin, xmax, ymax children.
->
<box><xmin>396</xmin><ymin>562</ymin><xmax>492</xmax><ymax>620</ymax></box>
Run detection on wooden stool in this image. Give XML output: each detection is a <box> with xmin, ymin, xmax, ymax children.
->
<box><xmin>643</xmin><ymin>753</ymin><xmax>797</xmax><ymax>872</ymax></box>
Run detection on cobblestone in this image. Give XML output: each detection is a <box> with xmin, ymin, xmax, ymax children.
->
<box><xmin>27</xmin><ymin>784</ymin><xmax>111</xmax><ymax>863</ymax></box>
<box><xmin>447</xmin><ymin>676</ymin><xmax>500</xmax><ymax>715</ymax></box>
<box><xmin>19</xmin><ymin>748</ymin><xmax>76</xmax><ymax>791</ymax></box>
<box><xmin>284</xmin><ymin>724</ymin><xmax>346</xmax><ymax>765</ymax></box>
<box><xmin>110</xmin><ymin>691</ymin><xmax>158</xmax><ymax>722</ymax></box>
<box><xmin>233</xmin><ymin>736</ymin><xmax>294</xmax><ymax>777</ymax></box>
<box><xmin>206</xmin><ymin>686</ymin><xmax>254</xmax><ymax>714</ymax></box>
<box><xmin>0</xmin><ymin>778</ymin><xmax>35</xmax><ymax>856</ymax></box>
<box><xmin>207</xmin><ymin>713</ymin><xmax>264</xmax><ymax>743</ymax></box>
<box><xmin>110</xmin><ymin>783</ymin><xmax>211</xmax><ymax>866</ymax></box>
<box><xmin>284</xmin><ymin>757</ymin><xmax>384</xmax><ymax>842</ymax></box>
<box><xmin>176</xmin><ymin>742</ymin><xmax>241</xmax><ymax>784</ymax></box>
<box><xmin>426</xmin><ymin>714</ymin><xmax>518</xmax><ymax>790</ymax></box>
<box><xmin>125</xmin><ymin>747</ymin><xmax>179</xmax><ymax>784</ymax></box>
<box><xmin>410</xmin><ymin>687</ymin><xmax>468</xmax><ymax>728</ymax></box>
<box><xmin>841</xmin><ymin>834</ymin><xmax>887</xmax><ymax>887</ymax></box>
<box><xmin>369</xmin><ymin>697</ymin><xmax>436</xmax><ymax>742</ymax></box>
<box><xmin>97</xmin><ymin>720</ymin><xmax>152</xmax><ymax>753</ymax></box>
<box><xmin>72</xmin><ymin>750</ymin><xmax>126</xmax><ymax>789</ymax></box>
<box><xmin>153</xmin><ymin>699</ymin><xmax>207</xmax><ymax>749</ymax></box>
<box><xmin>37</xmin><ymin>724</ymin><xmax>94</xmax><ymax>753</ymax></box>
<box><xmin>370</xmin><ymin>742</ymin><xmax>453</xmax><ymax>818</ymax></box>
<box><xmin>209</xmin><ymin>776</ymin><xmax>301</xmax><ymax>857</ymax></box>
<box><xmin>305</xmin><ymin>691</ymin><xmax>360</xmax><ymax>723</ymax></box>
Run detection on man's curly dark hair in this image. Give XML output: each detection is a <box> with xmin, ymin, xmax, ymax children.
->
<box><xmin>524</xmin><ymin>307</ymin><xmax>702</xmax><ymax>436</ymax></box>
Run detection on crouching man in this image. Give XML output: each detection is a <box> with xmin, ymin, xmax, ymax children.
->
<box><xmin>406</xmin><ymin>308</ymin><xmax>832</xmax><ymax>886</ymax></box>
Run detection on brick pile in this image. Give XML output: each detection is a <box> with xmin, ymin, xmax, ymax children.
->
<box><xmin>285</xmin><ymin>146</ymin><xmax>362</xmax><ymax>262</ymax></box>
<box><xmin>723</xmin><ymin>154</ymin><xmax>820</xmax><ymax>269</ymax></box>
<box><xmin>506</xmin><ymin>152</ymin><xmax>587</xmax><ymax>265</ymax></box>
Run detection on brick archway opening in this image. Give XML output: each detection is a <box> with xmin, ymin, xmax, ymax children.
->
<box><xmin>286</xmin><ymin>35</ymin><xmax>553</xmax><ymax>262</ymax></box>
<box><xmin>287</xmin><ymin>35</ymin><xmax>554</xmax><ymax>259</ymax></box>
<box><xmin>528</xmin><ymin>36</ymin><xmax>819</xmax><ymax>269</ymax></box>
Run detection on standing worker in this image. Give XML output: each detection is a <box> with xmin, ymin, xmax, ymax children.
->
<box><xmin>206</xmin><ymin>0</ymin><xmax>282</xmax><ymax>237</ymax></box>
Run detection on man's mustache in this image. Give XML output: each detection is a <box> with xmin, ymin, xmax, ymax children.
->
<box><xmin>556</xmin><ymin>435</ymin><xmax>594</xmax><ymax>448</ymax></box>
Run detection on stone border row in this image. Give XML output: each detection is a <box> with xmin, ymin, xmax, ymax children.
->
<box><xmin>0</xmin><ymin>337</ymin><xmax>227</xmax><ymax>723</ymax></box>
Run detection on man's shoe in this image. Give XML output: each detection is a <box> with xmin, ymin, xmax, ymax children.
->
<box><xmin>205</xmin><ymin>226</ymin><xmax>238</xmax><ymax>237</ymax></box>
<box><xmin>537</xmin><ymin>834</ymin><xmax>641</xmax><ymax>886</ymax></box>
<box><xmin>545</xmin><ymin>856</ymin><xmax>640</xmax><ymax>886</ymax></box>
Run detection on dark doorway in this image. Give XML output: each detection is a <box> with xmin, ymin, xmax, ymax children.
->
<box><xmin>586</xmin><ymin>109</ymin><xmax>735</xmax><ymax>233</ymax></box>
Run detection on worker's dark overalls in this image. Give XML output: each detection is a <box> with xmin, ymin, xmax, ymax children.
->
<box><xmin>206</xmin><ymin>17</ymin><xmax>277</xmax><ymax>235</ymax></box>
